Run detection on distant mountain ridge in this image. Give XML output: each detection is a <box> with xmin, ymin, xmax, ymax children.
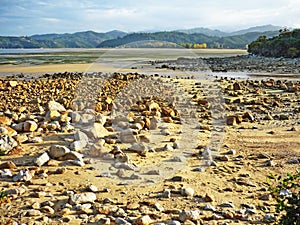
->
<box><xmin>177</xmin><ymin>25</ymin><xmax>284</xmax><ymax>37</ymax></box>
<box><xmin>0</xmin><ymin>25</ymin><xmax>284</xmax><ymax>49</ymax></box>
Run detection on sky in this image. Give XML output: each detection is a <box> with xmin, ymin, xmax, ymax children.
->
<box><xmin>0</xmin><ymin>0</ymin><xmax>299</xmax><ymax>36</ymax></box>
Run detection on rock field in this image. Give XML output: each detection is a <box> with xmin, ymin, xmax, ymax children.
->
<box><xmin>0</xmin><ymin>71</ymin><xmax>300</xmax><ymax>225</ymax></box>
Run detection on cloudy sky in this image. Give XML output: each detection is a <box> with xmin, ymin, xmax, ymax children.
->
<box><xmin>1</xmin><ymin>0</ymin><xmax>299</xmax><ymax>36</ymax></box>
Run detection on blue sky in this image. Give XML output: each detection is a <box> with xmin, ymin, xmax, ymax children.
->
<box><xmin>0</xmin><ymin>0</ymin><xmax>299</xmax><ymax>36</ymax></box>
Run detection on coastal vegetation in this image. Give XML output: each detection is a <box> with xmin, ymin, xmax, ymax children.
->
<box><xmin>248</xmin><ymin>29</ymin><xmax>300</xmax><ymax>58</ymax></box>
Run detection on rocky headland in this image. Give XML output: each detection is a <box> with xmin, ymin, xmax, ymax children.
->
<box><xmin>153</xmin><ymin>55</ymin><xmax>300</xmax><ymax>74</ymax></box>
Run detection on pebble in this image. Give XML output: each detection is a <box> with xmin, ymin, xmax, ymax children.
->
<box><xmin>87</xmin><ymin>185</ymin><xmax>98</xmax><ymax>192</ymax></box>
<box><xmin>220</xmin><ymin>202</ymin><xmax>235</xmax><ymax>208</ymax></box>
<box><xmin>134</xmin><ymin>215</ymin><xmax>152</xmax><ymax>225</ymax></box>
<box><xmin>203</xmin><ymin>204</ymin><xmax>216</xmax><ymax>211</ymax></box>
<box><xmin>178</xmin><ymin>210</ymin><xmax>200</xmax><ymax>222</ymax></box>
<box><xmin>49</xmin><ymin>145</ymin><xmax>70</xmax><ymax>158</ymax></box>
<box><xmin>168</xmin><ymin>221</ymin><xmax>181</xmax><ymax>225</ymax></box>
<box><xmin>0</xmin><ymin>169</ymin><xmax>13</xmax><ymax>177</ymax></box>
<box><xmin>13</xmin><ymin>169</ymin><xmax>32</xmax><ymax>182</ymax></box>
<box><xmin>69</xmin><ymin>192</ymin><xmax>97</xmax><ymax>205</ymax></box>
<box><xmin>181</xmin><ymin>187</ymin><xmax>194</xmax><ymax>197</ymax></box>
<box><xmin>0</xmin><ymin>161</ymin><xmax>17</xmax><ymax>169</ymax></box>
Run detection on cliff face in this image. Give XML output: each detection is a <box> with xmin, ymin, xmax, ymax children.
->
<box><xmin>248</xmin><ymin>29</ymin><xmax>300</xmax><ymax>58</ymax></box>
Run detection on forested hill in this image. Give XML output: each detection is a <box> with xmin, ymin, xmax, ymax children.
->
<box><xmin>0</xmin><ymin>29</ymin><xmax>280</xmax><ymax>49</ymax></box>
<box><xmin>248</xmin><ymin>29</ymin><xmax>300</xmax><ymax>58</ymax></box>
<box><xmin>97</xmin><ymin>31</ymin><xmax>279</xmax><ymax>49</ymax></box>
<box><xmin>0</xmin><ymin>30</ymin><xmax>127</xmax><ymax>48</ymax></box>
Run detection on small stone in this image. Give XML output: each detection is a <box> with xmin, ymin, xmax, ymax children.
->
<box><xmin>48</xmin><ymin>100</ymin><xmax>66</xmax><ymax>112</ymax></box>
<box><xmin>226</xmin><ymin>116</ymin><xmax>236</xmax><ymax>126</ymax></box>
<box><xmin>265</xmin><ymin>160</ymin><xmax>276</xmax><ymax>167</ymax></box>
<box><xmin>23</xmin><ymin>121</ymin><xmax>38</xmax><ymax>132</ymax></box>
<box><xmin>257</xmin><ymin>153</ymin><xmax>270</xmax><ymax>159</ymax></box>
<box><xmin>134</xmin><ymin>215</ymin><xmax>152</xmax><ymax>225</ymax></box>
<box><xmin>163</xmin><ymin>144</ymin><xmax>173</xmax><ymax>151</ymax></box>
<box><xmin>87</xmin><ymin>185</ymin><xmax>98</xmax><ymax>192</ymax></box>
<box><xmin>154</xmin><ymin>203</ymin><xmax>164</xmax><ymax>211</ymax></box>
<box><xmin>264</xmin><ymin>214</ymin><xmax>276</xmax><ymax>222</ymax></box>
<box><xmin>49</xmin><ymin>145</ymin><xmax>70</xmax><ymax>158</ymax></box>
<box><xmin>13</xmin><ymin>169</ymin><xmax>32</xmax><ymax>182</ymax></box>
<box><xmin>181</xmin><ymin>187</ymin><xmax>194</xmax><ymax>197</ymax></box>
<box><xmin>178</xmin><ymin>210</ymin><xmax>200</xmax><ymax>222</ymax></box>
<box><xmin>0</xmin><ymin>161</ymin><xmax>17</xmax><ymax>169</ymax></box>
<box><xmin>115</xmin><ymin>217</ymin><xmax>131</xmax><ymax>225</ymax></box>
<box><xmin>0</xmin><ymin>169</ymin><xmax>12</xmax><ymax>177</ymax></box>
<box><xmin>204</xmin><ymin>193</ymin><xmax>214</xmax><ymax>202</ymax></box>
<box><xmin>32</xmin><ymin>202</ymin><xmax>40</xmax><ymax>209</ymax></box>
<box><xmin>70</xmin><ymin>140</ymin><xmax>87</xmax><ymax>151</ymax></box>
<box><xmin>46</xmin><ymin>110</ymin><xmax>61</xmax><ymax>121</ymax></box>
<box><xmin>120</xmin><ymin>129</ymin><xmax>138</xmax><ymax>143</ymax></box>
<box><xmin>220</xmin><ymin>202</ymin><xmax>235</xmax><ymax>208</ymax></box>
<box><xmin>0</xmin><ymin>134</ymin><xmax>18</xmax><ymax>154</ymax></box>
<box><xmin>69</xmin><ymin>192</ymin><xmax>97</xmax><ymax>205</ymax></box>
<box><xmin>227</xmin><ymin>149</ymin><xmax>236</xmax><ymax>155</ymax></box>
<box><xmin>98</xmin><ymin>217</ymin><xmax>111</xmax><ymax>225</ymax></box>
<box><xmin>85</xmin><ymin>123</ymin><xmax>110</xmax><ymax>139</ymax></box>
<box><xmin>203</xmin><ymin>204</ymin><xmax>216</xmax><ymax>211</ymax></box>
<box><xmin>40</xmin><ymin>206</ymin><xmax>55</xmax><ymax>214</ymax></box>
<box><xmin>34</xmin><ymin>152</ymin><xmax>50</xmax><ymax>166</ymax></box>
<box><xmin>26</xmin><ymin>209</ymin><xmax>42</xmax><ymax>217</ymax></box>
<box><xmin>168</xmin><ymin>221</ymin><xmax>181</xmax><ymax>225</ymax></box>
<box><xmin>162</xmin><ymin>189</ymin><xmax>171</xmax><ymax>198</ymax></box>
<box><xmin>74</xmin><ymin>130</ymin><xmax>89</xmax><ymax>142</ymax></box>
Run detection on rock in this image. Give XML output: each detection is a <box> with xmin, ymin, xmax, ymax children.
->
<box><xmin>8</xmin><ymin>80</ymin><xmax>18</xmax><ymax>87</ymax></box>
<box><xmin>115</xmin><ymin>218</ymin><xmax>131</xmax><ymax>225</ymax></box>
<box><xmin>48</xmin><ymin>100</ymin><xmax>66</xmax><ymax>112</ymax></box>
<box><xmin>149</xmin><ymin>117</ymin><xmax>159</xmax><ymax>130</ymax></box>
<box><xmin>87</xmin><ymin>185</ymin><xmax>98</xmax><ymax>192</ymax></box>
<box><xmin>163</xmin><ymin>144</ymin><xmax>173</xmax><ymax>151</ymax></box>
<box><xmin>28</xmin><ymin>137</ymin><xmax>43</xmax><ymax>143</ymax></box>
<box><xmin>13</xmin><ymin>169</ymin><xmax>32</xmax><ymax>182</ymax></box>
<box><xmin>204</xmin><ymin>193</ymin><xmax>214</xmax><ymax>202</ymax></box>
<box><xmin>120</xmin><ymin>129</ymin><xmax>138</xmax><ymax>143</ymax></box>
<box><xmin>181</xmin><ymin>187</ymin><xmax>194</xmax><ymax>197</ymax></box>
<box><xmin>49</xmin><ymin>145</ymin><xmax>70</xmax><ymax>158</ymax></box>
<box><xmin>45</xmin><ymin>110</ymin><xmax>61</xmax><ymax>121</ymax></box>
<box><xmin>69</xmin><ymin>111</ymin><xmax>81</xmax><ymax>123</ymax></box>
<box><xmin>130</xmin><ymin>143</ymin><xmax>147</xmax><ymax>155</ymax></box>
<box><xmin>168</xmin><ymin>221</ymin><xmax>181</xmax><ymax>225</ymax></box>
<box><xmin>179</xmin><ymin>210</ymin><xmax>200</xmax><ymax>222</ymax></box>
<box><xmin>220</xmin><ymin>202</ymin><xmax>235</xmax><ymax>208</ymax></box>
<box><xmin>23</xmin><ymin>121</ymin><xmax>38</xmax><ymax>132</ymax></box>
<box><xmin>0</xmin><ymin>135</ymin><xmax>18</xmax><ymax>154</ymax></box>
<box><xmin>74</xmin><ymin>130</ymin><xmax>89</xmax><ymax>142</ymax></box>
<box><xmin>40</xmin><ymin>206</ymin><xmax>55</xmax><ymax>214</ymax></box>
<box><xmin>15</xmin><ymin>134</ymin><xmax>29</xmax><ymax>143</ymax></box>
<box><xmin>34</xmin><ymin>152</ymin><xmax>50</xmax><ymax>166</ymax></box>
<box><xmin>134</xmin><ymin>215</ymin><xmax>152</xmax><ymax>225</ymax></box>
<box><xmin>162</xmin><ymin>189</ymin><xmax>171</xmax><ymax>198</ymax></box>
<box><xmin>69</xmin><ymin>192</ymin><xmax>97</xmax><ymax>205</ymax></box>
<box><xmin>243</xmin><ymin>112</ymin><xmax>255</xmax><ymax>122</ymax></box>
<box><xmin>0</xmin><ymin>161</ymin><xmax>17</xmax><ymax>169</ymax></box>
<box><xmin>11</xmin><ymin>123</ymin><xmax>24</xmax><ymax>132</ymax></box>
<box><xmin>0</xmin><ymin>116</ymin><xmax>12</xmax><ymax>126</ymax></box>
<box><xmin>61</xmin><ymin>151</ymin><xmax>83</xmax><ymax>161</ymax></box>
<box><xmin>0</xmin><ymin>169</ymin><xmax>13</xmax><ymax>177</ymax></box>
<box><xmin>227</xmin><ymin>149</ymin><xmax>236</xmax><ymax>155</ymax></box>
<box><xmin>26</xmin><ymin>209</ymin><xmax>42</xmax><ymax>217</ymax></box>
<box><xmin>226</xmin><ymin>116</ymin><xmax>236</xmax><ymax>126</ymax></box>
<box><xmin>264</xmin><ymin>214</ymin><xmax>276</xmax><ymax>222</ymax></box>
<box><xmin>203</xmin><ymin>205</ymin><xmax>216</xmax><ymax>211</ymax></box>
<box><xmin>265</xmin><ymin>160</ymin><xmax>276</xmax><ymax>167</ymax></box>
<box><xmin>70</xmin><ymin>140</ymin><xmax>88</xmax><ymax>151</ymax></box>
<box><xmin>98</xmin><ymin>218</ymin><xmax>111</xmax><ymax>225</ymax></box>
<box><xmin>84</xmin><ymin>123</ymin><xmax>110</xmax><ymax>139</ymax></box>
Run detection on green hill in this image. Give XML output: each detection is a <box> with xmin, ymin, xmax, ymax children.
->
<box><xmin>97</xmin><ymin>31</ymin><xmax>279</xmax><ymax>49</ymax></box>
<box><xmin>0</xmin><ymin>30</ymin><xmax>127</xmax><ymax>48</ymax></box>
<box><xmin>248</xmin><ymin>29</ymin><xmax>300</xmax><ymax>58</ymax></box>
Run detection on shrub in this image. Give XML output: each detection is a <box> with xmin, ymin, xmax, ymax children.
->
<box><xmin>267</xmin><ymin>171</ymin><xmax>300</xmax><ymax>225</ymax></box>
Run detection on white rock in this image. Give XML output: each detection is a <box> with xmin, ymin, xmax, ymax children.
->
<box><xmin>179</xmin><ymin>210</ymin><xmax>200</xmax><ymax>222</ymax></box>
<box><xmin>0</xmin><ymin>169</ymin><xmax>13</xmax><ymax>177</ymax></box>
<box><xmin>70</xmin><ymin>140</ymin><xmax>87</xmax><ymax>151</ymax></box>
<box><xmin>84</xmin><ymin>123</ymin><xmax>110</xmax><ymax>139</ymax></box>
<box><xmin>69</xmin><ymin>111</ymin><xmax>81</xmax><ymax>123</ymax></box>
<box><xmin>13</xmin><ymin>169</ymin><xmax>32</xmax><ymax>182</ymax></box>
<box><xmin>74</xmin><ymin>130</ymin><xmax>89</xmax><ymax>142</ymax></box>
<box><xmin>69</xmin><ymin>192</ymin><xmax>97</xmax><ymax>205</ymax></box>
<box><xmin>34</xmin><ymin>152</ymin><xmax>50</xmax><ymax>166</ymax></box>
<box><xmin>48</xmin><ymin>101</ymin><xmax>66</xmax><ymax>112</ymax></box>
<box><xmin>181</xmin><ymin>187</ymin><xmax>194</xmax><ymax>197</ymax></box>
